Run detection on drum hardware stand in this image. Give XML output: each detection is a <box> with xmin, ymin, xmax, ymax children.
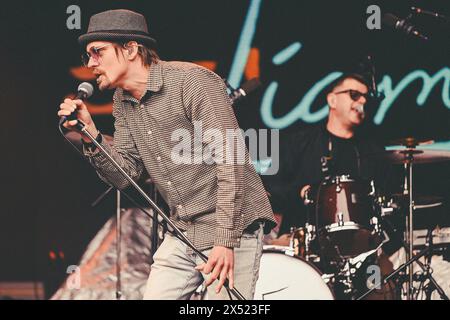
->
<box><xmin>404</xmin><ymin>155</ymin><xmax>413</xmax><ymax>300</ymax></box>
<box><xmin>305</xmin><ymin>223</ymin><xmax>316</xmax><ymax>259</ymax></box>
<box><xmin>288</xmin><ymin>224</ymin><xmax>318</xmax><ymax>261</ymax></box>
<box><xmin>344</xmin><ymin>260</ymin><xmax>359</xmax><ymax>293</ymax></box>
<box><xmin>288</xmin><ymin>227</ymin><xmax>297</xmax><ymax>254</ymax></box>
<box><xmin>61</xmin><ymin>121</ymin><xmax>246</xmax><ymax>301</ymax></box>
<box><xmin>334</xmin><ymin>260</ymin><xmax>356</xmax><ymax>298</ymax></box>
<box><xmin>303</xmin><ymin>190</ymin><xmax>320</xmax><ymax>262</ymax></box>
<box><xmin>90</xmin><ymin>181</ymin><xmax>161</xmax><ymax>299</ymax></box>
<box><xmin>342</xmin><ymin>246</ymin><xmax>384</xmax><ymax>299</ymax></box>
<box><xmin>370</xmin><ymin>216</ymin><xmax>381</xmax><ymax>235</ymax></box>
<box><xmin>393</xmin><ymin>144</ymin><xmax>435</xmax><ymax>299</ymax></box>
<box><xmin>397</xmin><ymin>147</ymin><xmax>447</xmax><ymax>300</ymax></box>
<box><xmin>401</xmin><ymin>229</ymin><xmax>448</xmax><ymax>300</ymax></box>
<box><xmin>318</xmin><ymin>231</ymin><xmax>347</xmax><ymax>270</ymax></box>
<box><xmin>357</xmin><ymin>245</ymin><xmax>430</xmax><ymax>300</ymax></box>
<box><xmin>332</xmin><ymin>255</ymin><xmax>372</xmax><ymax>299</ymax></box>
<box><xmin>357</xmin><ymin>217</ymin><xmax>449</xmax><ymax>300</ymax></box>
<box><xmin>356</xmin><ymin>244</ymin><xmax>448</xmax><ymax>300</ymax></box>
<box><xmin>89</xmin><ymin>186</ymin><xmax>124</xmax><ymax>299</ymax></box>
<box><xmin>417</xmin><ymin>230</ymin><xmax>436</xmax><ymax>300</ymax></box>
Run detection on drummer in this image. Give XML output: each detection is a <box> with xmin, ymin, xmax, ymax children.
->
<box><xmin>263</xmin><ymin>72</ymin><xmax>386</xmax><ymax>240</ymax></box>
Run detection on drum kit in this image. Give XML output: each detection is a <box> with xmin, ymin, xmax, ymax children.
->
<box><xmin>255</xmin><ymin>138</ymin><xmax>450</xmax><ymax>300</ymax></box>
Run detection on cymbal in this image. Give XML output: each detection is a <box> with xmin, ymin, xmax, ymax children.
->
<box><xmin>64</xmin><ymin>131</ymin><xmax>113</xmax><ymax>148</ymax></box>
<box><xmin>389</xmin><ymin>137</ymin><xmax>434</xmax><ymax>148</ymax></box>
<box><xmin>364</xmin><ymin>149</ymin><xmax>450</xmax><ymax>165</ymax></box>
<box><xmin>390</xmin><ymin>193</ymin><xmax>444</xmax><ymax>210</ymax></box>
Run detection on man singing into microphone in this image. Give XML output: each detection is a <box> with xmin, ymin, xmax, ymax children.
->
<box><xmin>58</xmin><ymin>9</ymin><xmax>275</xmax><ymax>300</ymax></box>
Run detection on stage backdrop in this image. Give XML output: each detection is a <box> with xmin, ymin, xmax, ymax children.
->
<box><xmin>0</xmin><ymin>0</ymin><xmax>448</xmax><ymax>298</ymax></box>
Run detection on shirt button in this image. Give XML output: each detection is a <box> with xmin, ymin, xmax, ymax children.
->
<box><xmin>156</xmin><ymin>156</ymin><xmax>161</xmax><ymax>161</ymax></box>
<box><xmin>167</xmin><ymin>181</ymin><xmax>172</xmax><ymax>186</ymax></box>
<box><xmin>177</xmin><ymin>204</ymin><xmax>183</xmax><ymax>209</ymax></box>
<box><xmin>140</xmin><ymin>104</ymin><xmax>145</xmax><ymax>108</ymax></box>
<box><xmin>147</xmin><ymin>130</ymin><xmax>152</xmax><ymax>135</ymax></box>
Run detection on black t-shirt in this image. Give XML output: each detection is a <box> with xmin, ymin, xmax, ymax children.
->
<box><xmin>328</xmin><ymin>132</ymin><xmax>360</xmax><ymax>178</ymax></box>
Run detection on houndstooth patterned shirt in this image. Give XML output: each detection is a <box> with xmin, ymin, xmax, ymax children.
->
<box><xmin>84</xmin><ymin>60</ymin><xmax>276</xmax><ymax>250</ymax></box>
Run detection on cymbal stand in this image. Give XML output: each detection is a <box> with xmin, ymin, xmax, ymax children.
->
<box><xmin>357</xmin><ymin>245</ymin><xmax>430</xmax><ymax>300</ymax></box>
<box><xmin>402</xmin><ymin>150</ymin><xmax>415</xmax><ymax>300</ymax></box>
<box><xmin>357</xmin><ymin>216</ymin><xmax>449</xmax><ymax>300</ymax></box>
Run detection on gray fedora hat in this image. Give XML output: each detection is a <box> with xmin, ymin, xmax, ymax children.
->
<box><xmin>78</xmin><ymin>9</ymin><xmax>156</xmax><ymax>47</ymax></box>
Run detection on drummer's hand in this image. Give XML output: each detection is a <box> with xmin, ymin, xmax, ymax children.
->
<box><xmin>300</xmin><ymin>185</ymin><xmax>311</xmax><ymax>199</ymax></box>
<box><xmin>195</xmin><ymin>246</ymin><xmax>234</xmax><ymax>293</ymax></box>
<box><xmin>269</xmin><ymin>233</ymin><xmax>291</xmax><ymax>246</ymax></box>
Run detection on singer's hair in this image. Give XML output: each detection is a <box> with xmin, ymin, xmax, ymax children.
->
<box><xmin>325</xmin><ymin>73</ymin><xmax>370</xmax><ymax>95</ymax></box>
<box><xmin>112</xmin><ymin>41</ymin><xmax>159</xmax><ymax>66</ymax></box>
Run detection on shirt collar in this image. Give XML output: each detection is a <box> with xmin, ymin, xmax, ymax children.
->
<box><xmin>121</xmin><ymin>61</ymin><xmax>163</xmax><ymax>103</ymax></box>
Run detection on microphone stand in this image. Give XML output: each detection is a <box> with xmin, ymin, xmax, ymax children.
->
<box><xmin>411</xmin><ymin>7</ymin><xmax>449</xmax><ymax>22</ymax></box>
<box><xmin>148</xmin><ymin>180</ymin><xmax>160</xmax><ymax>256</ymax></box>
<box><xmin>115</xmin><ymin>190</ymin><xmax>123</xmax><ymax>300</ymax></box>
<box><xmin>365</xmin><ymin>54</ymin><xmax>385</xmax><ymax>102</ymax></box>
<box><xmin>72</xmin><ymin>121</ymin><xmax>246</xmax><ymax>300</ymax></box>
<box><xmin>90</xmin><ymin>185</ymin><xmax>114</xmax><ymax>207</ymax></box>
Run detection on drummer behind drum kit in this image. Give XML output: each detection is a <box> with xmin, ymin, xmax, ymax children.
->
<box><xmin>255</xmin><ymin>138</ymin><xmax>450</xmax><ymax>300</ymax></box>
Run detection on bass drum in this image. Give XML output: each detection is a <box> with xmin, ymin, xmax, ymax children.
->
<box><xmin>254</xmin><ymin>246</ymin><xmax>334</xmax><ymax>300</ymax></box>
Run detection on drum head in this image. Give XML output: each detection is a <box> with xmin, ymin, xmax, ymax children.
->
<box><xmin>254</xmin><ymin>248</ymin><xmax>334</xmax><ymax>300</ymax></box>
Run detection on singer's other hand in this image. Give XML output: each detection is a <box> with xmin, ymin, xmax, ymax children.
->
<box><xmin>58</xmin><ymin>98</ymin><xmax>98</xmax><ymax>142</ymax></box>
<box><xmin>195</xmin><ymin>246</ymin><xmax>234</xmax><ymax>294</ymax></box>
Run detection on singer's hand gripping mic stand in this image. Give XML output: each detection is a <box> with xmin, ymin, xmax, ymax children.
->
<box><xmin>62</xmin><ymin>120</ymin><xmax>246</xmax><ymax>300</ymax></box>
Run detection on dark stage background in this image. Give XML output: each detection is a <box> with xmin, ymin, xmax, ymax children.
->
<box><xmin>0</xmin><ymin>0</ymin><xmax>448</xmax><ymax>298</ymax></box>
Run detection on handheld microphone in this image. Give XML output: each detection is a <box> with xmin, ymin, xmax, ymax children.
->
<box><xmin>354</xmin><ymin>105</ymin><xmax>365</xmax><ymax>115</ymax></box>
<box><xmin>382</xmin><ymin>13</ymin><xmax>429</xmax><ymax>41</ymax></box>
<box><xmin>59</xmin><ymin>82</ymin><xmax>94</xmax><ymax>125</ymax></box>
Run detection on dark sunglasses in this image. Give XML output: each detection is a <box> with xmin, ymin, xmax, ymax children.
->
<box><xmin>81</xmin><ymin>44</ymin><xmax>111</xmax><ymax>67</ymax></box>
<box><xmin>333</xmin><ymin>89</ymin><xmax>370</xmax><ymax>102</ymax></box>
